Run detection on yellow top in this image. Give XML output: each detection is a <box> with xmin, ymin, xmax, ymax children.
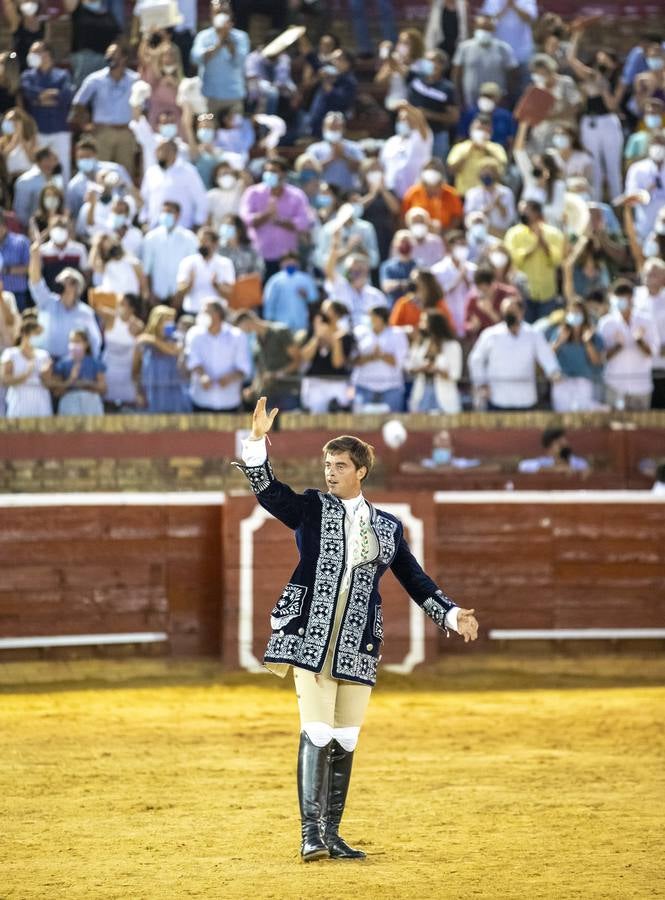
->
<box><xmin>446</xmin><ymin>140</ymin><xmax>508</xmax><ymax>195</ymax></box>
<box><xmin>504</xmin><ymin>223</ymin><xmax>565</xmax><ymax>302</ymax></box>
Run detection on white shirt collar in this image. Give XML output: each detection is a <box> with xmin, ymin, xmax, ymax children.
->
<box><xmin>340</xmin><ymin>493</ymin><xmax>366</xmax><ymax>517</ymax></box>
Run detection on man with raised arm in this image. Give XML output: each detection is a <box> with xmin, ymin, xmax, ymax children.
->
<box><xmin>234</xmin><ymin>397</ymin><xmax>479</xmax><ymax>862</ymax></box>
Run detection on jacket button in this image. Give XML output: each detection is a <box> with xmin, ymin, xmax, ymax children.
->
<box><xmin>298</xmin><ymin>627</ymin><xmax>305</xmax><ymax>636</ymax></box>
<box><xmin>279</xmin><ymin>630</ymin><xmax>285</xmax><ymax>637</ymax></box>
<box><xmin>366</xmin><ymin>643</ymin><xmax>374</xmax><ymax>651</ymax></box>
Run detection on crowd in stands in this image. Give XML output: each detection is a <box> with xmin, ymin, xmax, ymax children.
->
<box><xmin>0</xmin><ymin>0</ymin><xmax>664</xmax><ymax>418</ymax></box>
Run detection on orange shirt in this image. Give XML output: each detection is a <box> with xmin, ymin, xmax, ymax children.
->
<box><xmin>389</xmin><ymin>296</ymin><xmax>455</xmax><ymax>332</ymax></box>
<box><xmin>401</xmin><ymin>183</ymin><xmax>464</xmax><ymax>230</ymax></box>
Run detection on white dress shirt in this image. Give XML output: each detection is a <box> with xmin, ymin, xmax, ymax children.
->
<box><xmin>325</xmin><ymin>275</ymin><xmax>388</xmax><ymax>328</ymax></box>
<box><xmin>598</xmin><ymin>309</ymin><xmax>659</xmax><ymax>396</ymax></box>
<box><xmin>633</xmin><ymin>286</ymin><xmax>665</xmax><ymax>369</ymax></box>
<box><xmin>431</xmin><ymin>255</ymin><xmax>476</xmax><ymax>337</ymax></box>
<box><xmin>352</xmin><ymin>325</ymin><xmax>408</xmax><ymax>392</ymax></box>
<box><xmin>468</xmin><ymin>321</ymin><xmax>560</xmax><ymax>408</ymax></box>
<box><xmin>142</xmin><ymin>224</ymin><xmax>199</xmax><ymax>301</ymax></box>
<box><xmin>140</xmin><ymin>159</ymin><xmax>209</xmax><ymax>229</ymax></box>
<box><xmin>625</xmin><ymin>157</ymin><xmax>665</xmax><ymax>240</ymax></box>
<box><xmin>176</xmin><ymin>252</ymin><xmax>236</xmax><ymax>314</ymax></box>
<box><xmin>380</xmin><ymin>129</ymin><xmax>433</xmax><ymax>199</ymax></box>
<box><xmin>240</xmin><ymin>436</ymin><xmax>460</xmax><ymax>633</ymax></box>
<box><xmin>186</xmin><ymin>322</ymin><xmax>251</xmax><ymax>409</ymax></box>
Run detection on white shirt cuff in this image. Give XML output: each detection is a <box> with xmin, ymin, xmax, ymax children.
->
<box><xmin>444</xmin><ymin>606</ymin><xmax>460</xmax><ymax>633</ymax></box>
<box><xmin>241</xmin><ymin>435</ymin><xmax>267</xmax><ymax>466</ymax></box>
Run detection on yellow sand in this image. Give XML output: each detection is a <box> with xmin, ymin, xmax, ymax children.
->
<box><xmin>1</xmin><ymin>655</ymin><xmax>664</xmax><ymax>900</ymax></box>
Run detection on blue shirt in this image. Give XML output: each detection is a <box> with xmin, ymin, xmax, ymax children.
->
<box><xmin>72</xmin><ymin>67</ymin><xmax>138</xmax><ymax>125</ymax></box>
<box><xmin>552</xmin><ymin>327</ymin><xmax>604</xmax><ymax>380</ymax></box>
<box><xmin>190</xmin><ymin>27</ymin><xmax>249</xmax><ymax>101</ymax></box>
<box><xmin>458</xmin><ymin>105</ymin><xmax>516</xmax><ymax>148</ymax></box>
<box><xmin>379</xmin><ymin>257</ymin><xmax>416</xmax><ymax>306</ymax></box>
<box><xmin>65</xmin><ymin>161</ymin><xmax>131</xmax><ymax>220</ymax></box>
<box><xmin>0</xmin><ymin>231</ymin><xmax>30</xmax><ymax>295</ymax></box>
<box><xmin>20</xmin><ymin>66</ymin><xmax>74</xmax><ymax>134</ymax></box>
<box><xmin>29</xmin><ymin>279</ymin><xmax>103</xmax><ymax>359</ymax></box>
<box><xmin>141</xmin><ymin>224</ymin><xmax>199</xmax><ymax>300</ymax></box>
<box><xmin>308</xmin><ymin>139</ymin><xmax>365</xmax><ymax>192</ymax></box>
<box><xmin>13</xmin><ymin>166</ymin><xmax>49</xmax><ymax>227</ymax></box>
<box><xmin>263</xmin><ymin>270</ymin><xmax>319</xmax><ymax>334</ymax></box>
<box><xmin>54</xmin><ymin>353</ymin><xmax>106</xmax><ymax>382</ymax></box>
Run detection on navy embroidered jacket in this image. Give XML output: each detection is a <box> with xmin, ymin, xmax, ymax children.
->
<box><xmin>236</xmin><ymin>456</ymin><xmax>457</xmax><ymax>687</ymax></box>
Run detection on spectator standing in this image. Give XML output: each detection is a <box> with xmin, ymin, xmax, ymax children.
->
<box><xmin>389</xmin><ymin>268</ymin><xmax>455</xmax><ymax>332</ymax></box>
<box><xmin>6</xmin><ymin>0</ymin><xmax>44</xmax><ymax>72</ymax></box>
<box><xmin>206</xmin><ymin>161</ymin><xmax>245</xmax><ymax>228</ymax></box>
<box><xmin>65</xmin><ymin>137</ymin><xmax>131</xmax><ymax>220</ymax></box>
<box><xmin>463</xmin><ymin>160</ymin><xmax>515</xmax><ymax>235</ymax></box>
<box><xmin>446</xmin><ymin>115</ymin><xmax>507</xmax><ymax>196</ymax></box>
<box><xmin>39</xmin><ymin>216</ymin><xmax>89</xmax><ymax>290</ymax></box>
<box><xmin>263</xmin><ymin>252</ymin><xmax>318</xmax><ymax>335</ymax></box>
<box><xmin>142</xmin><ymin>201</ymin><xmax>199</xmax><ymax>304</ymax></box>
<box><xmin>239</xmin><ymin>157</ymin><xmax>313</xmax><ymax>281</ymax></box>
<box><xmin>140</xmin><ymin>140</ymin><xmax>208</xmax><ymax>230</ymax></box>
<box><xmin>52</xmin><ymin>327</ymin><xmax>106</xmax><ymax>415</ymax></box>
<box><xmin>625</xmin><ymin>133</ymin><xmax>665</xmax><ymax>242</ymax></box>
<box><xmin>380</xmin><ymin>231</ymin><xmax>417</xmax><ymax>305</ymax></box>
<box><xmin>634</xmin><ymin>258</ymin><xmax>665</xmax><ymax>408</ymax></box>
<box><xmin>20</xmin><ymin>42</ymin><xmax>74</xmax><ymax>183</ymax></box>
<box><xmin>308</xmin><ymin>49</ymin><xmax>358</xmax><ymax>137</ymax></box>
<box><xmin>13</xmin><ymin>146</ymin><xmax>59</xmax><ymax>228</ymax></box>
<box><xmin>29</xmin><ymin>183</ymin><xmax>66</xmax><ymax>238</ymax></box>
<box><xmin>186</xmin><ymin>299</ymin><xmax>251</xmax><ymax>412</ymax></box>
<box><xmin>349</xmin><ymin>0</ymin><xmax>398</xmax><ymax>57</ymax></box>
<box><xmin>504</xmin><ymin>200</ymin><xmax>565</xmax><ymax>323</ymax></box>
<box><xmin>190</xmin><ymin>1</ymin><xmax>249</xmax><ymax>116</ymax></box>
<box><xmin>0</xmin><ymin>107</ymin><xmax>37</xmax><ymax>179</ymax></box>
<box><xmin>70</xmin><ymin>44</ymin><xmax>138</xmax><ymax>175</ymax></box>
<box><xmin>464</xmin><ymin>267</ymin><xmax>518</xmax><ymax>339</ymax></box>
<box><xmin>314</xmin><ymin>199</ymin><xmax>380</xmax><ymax>274</ymax></box>
<box><xmin>235</xmin><ymin>310</ymin><xmax>301</xmax><ymax>411</ymax></box>
<box><xmin>308</xmin><ymin>112</ymin><xmax>365</xmax><ymax>192</ymax></box>
<box><xmin>358</xmin><ymin>159</ymin><xmax>401</xmax><ymax>262</ymax></box>
<box><xmin>299</xmin><ymin>299</ymin><xmax>355</xmax><ymax>413</ymax></box>
<box><xmin>374</xmin><ymin>29</ymin><xmax>424</xmax><ymax>113</ymax></box>
<box><xmin>407</xmin><ymin>48</ymin><xmax>460</xmax><ymax>158</ymax></box>
<box><xmin>67</xmin><ymin>0</ymin><xmax>121</xmax><ymax>88</ymax></box>
<box><xmin>380</xmin><ymin>103</ymin><xmax>433</xmax><ymax>199</ymax></box>
<box><xmin>133</xmin><ymin>305</ymin><xmax>190</xmax><ymax>413</ymax></box>
<box><xmin>479</xmin><ymin>0</ymin><xmax>536</xmax><ymax>89</ymax></box>
<box><xmin>0</xmin><ymin>211</ymin><xmax>31</xmax><ymax>311</ymax></box>
<box><xmin>217</xmin><ymin>214</ymin><xmax>264</xmax><ymax>279</ymax></box>
<box><xmin>404</xmin><ymin>207</ymin><xmax>445</xmax><ymax>268</ymax></box>
<box><xmin>468</xmin><ymin>296</ymin><xmax>561</xmax><ymax>411</ymax></box>
<box><xmin>0</xmin><ymin>279</ymin><xmax>19</xmax><ymax>414</ymax></box>
<box><xmin>90</xmin><ymin>233</ymin><xmax>144</xmax><ymax>298</ymax></box>
<box><xmin>176</xmin><ymin>227</ymin><xmax>235</xmax><ymax>315</ymax></box>
<box><xmin>513</xmin><ymin>122</ymin><xmax>566</xmax><ymax>228</ymax></box>
<box><xmin>1</xmin><ymin>318</ymin><xmax>52</xmax><ymax>417</ymax></box>
<box><xmin>431</xmin><ymin>230</ymin><xmax>476</xmax><ymax>336</ymax></box>
<box><xmin>401</xmin><ymin>158</ymin><xmax>463</xmax><ymax>233</ymax></box>
<box><xmin>97</xmin><ymin>293</ymin><xmax>143</xmax><ymax>410</ymax></box>
<box><xmin>452</xmin><ymin>15</ymin><xmax>518</xmax><ymax>108</ymax></box>
<box><xmin>325</xmin><ymin>247</ymin><xmax>388</xmax><ymax>329</ymax></box>
<box><xmin>457</xmin><ymin>81</ymin><xmax>516</xmax><ymax>148</ymax></box>
<box><xmin>407</xmin><ymin>309</ymin><xmax>462</xmax><ymax>413</ymax></box>
<box><xmin>352</xmin><ymin>306</ymin><xmax>408</xmax><ymax>412</ymax></box>
<box><xmin>598</xmin><ymin>279</ymin><xmax>659</xmax><ymax>410</ymax></box>
<box><xmin>425</xmin><ymin>0</ymin><xmax>468</xmax><ymax>60</ymax></box>
<box><xmin>527</xmin><ymin>54</ymin><xmax>582</xmax><ymax>154</ymax></box>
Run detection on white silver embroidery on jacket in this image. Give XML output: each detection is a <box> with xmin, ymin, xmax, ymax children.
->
<box><xmin>235</xmin><ymin>459</ymin><xmax>274</xmax><ymax>494</ymax></box>
<box><xmin>422</xmin><ymin>589</ymin><xmax>455</xmax><ymax>627</ymax></box>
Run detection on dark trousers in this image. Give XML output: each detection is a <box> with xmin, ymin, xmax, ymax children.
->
<box><xmin>191</xmin><ymin>402</ymin><xmax>241</xmax><ymax>413</ymax></box>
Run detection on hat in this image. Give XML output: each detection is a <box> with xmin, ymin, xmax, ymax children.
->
<box><xmin>563</xmin><ymin>192</ymin><xmax>590</xmax><ymax>236</ymax></box>
<box><xmin>262</xmin><ymin>25</ymin><xmax>306</xmax><ymax>59</ymax></box>
<box><xmin>479</xmin><ymin>82</ymin><xmax>502</xmax><ymax>98</ymax></box>
<box><xmin>55</xmin><ymin>267</ymin><xmax>85</xmax><ymax>292</ymax></box>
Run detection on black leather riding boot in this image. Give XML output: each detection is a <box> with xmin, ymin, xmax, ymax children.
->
<box><xmin>297</xmin><ymin>732</ymin><xmax>331</xmax><ymax>861</ymax></box>
<box><xmin>323</xmin><ymin>739</ymin><xmax>366</xmax><ymax>859</ymax></box>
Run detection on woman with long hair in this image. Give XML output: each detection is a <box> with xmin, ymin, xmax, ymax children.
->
<box><xmin>98</xmin><ymin>293</ymin><xmax>144</xmax><ymax>411</ymax></box>
<box><xmin>0</xmin><ymin>107</ymin><xmax>37</xmax><ymax>178</ymax></box>
<box><xmin>0</xmin><ymin>317</ymin><xmax>52</xmax><ymax>417</ymax></box>
<box><xmin>514</xmin><ymin>121</ymin><xmax>566</xmax><ymax>228</ymax></box>
<box><xmin>217</xmin><ymin>212</ymin><xmax>265</xmax><ymax>279</ymax></box>
<box><xmin>52</xmin><ymin>327</ymin><xmax>106</xmax><ymax>415</ymax></box>
<box><xmin>132</xmin><ymin>304</ymin><xmax>190</xmax><ymax>413</ymax></box>
<box><xmin>28</xmin><ymin>183</ymin><xmax>66</xmax><ymax>238</ymax></box>
<box><xmin>407</xmin><ymin>308</ymin><xmax>462</xmax><ymax>412</ymax></box>
<box><xmin>389</xmin><ymin>268</ymin><xmax>455</xmax><ymax>332</ymax></box>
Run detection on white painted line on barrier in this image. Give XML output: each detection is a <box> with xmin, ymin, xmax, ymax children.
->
<box><xmin>434</xmin><ymin>491</ymin><xmax>665</xmax><ymax>504</ymax></box>
<box><xmin>489</xmin><ymin>628</ymin><xmax>665</xmax><ymax>640</ymax></box>
<box><xmin>0</xmin><ymin>492</ymin><xmax>226</xmax><ymax>507</ymax></box>
<box><xmin>0</xmin><ymin>632</ymin><xmax>169</xmax><ymax>649</ymax></box>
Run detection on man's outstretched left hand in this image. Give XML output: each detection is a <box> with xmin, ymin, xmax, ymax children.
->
<box><xmin>457</xmin><ymin>608</ymin><xmax>479</xmax><ymax>643</ymax></box>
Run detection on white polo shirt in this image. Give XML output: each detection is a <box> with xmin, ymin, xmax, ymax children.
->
<box><xmin>176</xmin><ymin>252</ymin><xmax>236</xmax><ymax>314</ymax></box>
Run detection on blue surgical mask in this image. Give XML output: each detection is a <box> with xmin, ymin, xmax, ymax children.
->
<box><xmin>159</xmin><ymin>123</ymin><xmax>178</xmax><ymax>140</ymax></box>
<box><xmin>110</xmin><ymin>213</ymin><xmax>127</xmax><ymax>230</ymax></box>
<box><xmin>395</xmin><ymin>120</ymin><xmax>411</xmax><ymax>137</ymax></box>
<box><xmin>645</xmin><ymin>113</ymin><xmax>662</xmax><ymax>129</ymax></box>
<box><xmin>163</xmin><ymin>322</ymin><xmax>177</xmax><ymax>338</ymax></box>
<box><xmin>565</xmin><ymin>312</ymin><xmax>584</xmax><ymax>327</ymax></box>
<box><xmin>432</xmin><ymin>447</ymin><xmax>452</xmax><ymax>466</ymax></box>
<box><xmin>284</xmin><ymin>264</ymin><xmax>298</xmax><ymax>275</ymax></box>
<box><xmin>480</xmin><ymin>173</ymin><xmax>495</xmax><ymax>187</ymax></box>
<box><xmin>416</xmin><ymin>58</ymin><xmax>435</xmax><ymax>77</ymax></box>
<box><xmin>611</xmin><ymin>295</ymin><xmax>630</xmax><ymax>312</ymax></box>
<box><xmin>159</xmin><ymin>211</ymin><xmax>176</xmax><ymax>230</ymax></box>
<box><xmin>262</xmin><ymin>171</ymin><xmax>280</xmax><ymax>189</ymax></box>
<box><xmin>299</xmin><ymin>169</ymin><xmax>319</xmax><ymax>184</ymax></box>
<box><xmin>77</xmin><ymin>157</ymin><xmax>95</xmax><ymax>174</ymax></box>
<box><xmin>646</xmin><ymin>57</ymin><xmax>664</xmax><ymax>71</ymax></box>
<box><xmin>197</xmin><ymin>128</ymin><xmax>215</xmax><ymax>144</ymax></box>
<box><xmin>314</xmin><ymin>193</ymin><xmax>332</xmax><ymax>209</ymax></box>
<box><xmin>219</xmin><ymin>222</ymin><xmax>236</xmax><ymax>242</ymax></box>
<box><xmin>1</xmin><ymin>119</ymin><xmax>15</xmax><ymax>135</ymax></box>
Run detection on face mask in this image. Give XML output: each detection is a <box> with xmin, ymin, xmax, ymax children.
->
<box><xmin>559</xmin><ymin>446</ymin><xmax>572</xmax><ymax>462</ymax></box>
<box><xmin>83</xmin><ymin>0</ymin><xmax>104</xmax><ymax>10</ymax></box>
<box><xmin>395</xmin><ymin>41</ymin><xmax>409</xmax><ymax>61</ymax></box>
<box><xmin>490</xmin><ymin>251</ymin><xmax>509</xmax><ymax>269</ymax></box>
<box><xmin>68</xmin><ymin>343</ymin><xmax>85</xmax><ymax>359</ymax></box>
<box><xmin>474</xmin><ymin>29</ymin><xmax>492</xmax><ymax>44</ymax></box>
<box><xmin>576</xmin><ymin>191</ymin><xmax>591</xmax><ymax>202</ymax></box>
<box><xmin>519</xmin><ymin>211</ymin><xmax>531</xmax><ymax>225</ymax></box>
<box><xmin>50</xmin><ymin>226</ymin><xmax>68</xmax><ymax>245</ymax></box>
<box><xmin>213</xmin><ymin>12</ymin><xmax>230</xmax><ymax>28</ymax></box>
<box><xmin>110</xmin><ymin>213</ymin><xmax>127</xmax><ymax>229</ymax></box>
<box><xmin>323</xmin><ymin>128</ymin><xmax>342</xmax><ymax>143</ymax></box>
<box><xmin>50</xmin><ymin>174</ymin><xmax>64</xmax><ymax>190</ymax></box>
<box><xmin>20</xmin><ymin>1</ymin><xmax>39</xmax><ymax>14</ymax></box>
<box><xmin>160</xmin><ymin>211</ymin><xmax>175</xmax><ymax>229</ymax></box>
<box><xmin>470</xmin><ymin>128</ymin><xmax>488</xmax><ymax>145</ymax></box>
<box><xmin>417</xmin><ymin>59</ymin><xmax>435</xmax><ymax>77</ymax></box>
<box><xmin>284</xmin><ymin>264</ymin><xmax>298</xmax><ymax>275</ymax></box>
<box><xmin>162</xmin><ymin>64</ymin><xmax>177</xmax><ymax>75</ymax></box>
<box><xmin>163</xmin><ymin>321</ymin><xmax>177</xmax><ymax>338</ymax></box>
<box><xmin>395</xmin><ymin>120</ymin><xmax>411</xmax><ymax>137</ymax></box>
<box><xmin>1</xmin><ymin>119</ymin><xmax>15</xmax><ymax>136</ymax></box>
<box><xmin>197</xmin><ymin>128</ymin><xmax>214</xmax><ymax>144</ymax></box>
<box><xmin>397</xmin><ymin>241</ymin><xmax>412</xmax><ymax>255</ymax></box>
<box><xmin>469</xmin><ymin>223</ymin><xmax>487</xmax><ymax>241</ymax></box>
<box><xmin>504</xmin><ymin>312</ymin><xmax>518</xmax><ymax>328</ymax></box>
<box><xmin>299</xmin><ymin>169</ymin><xmax>318</xmax><ymax>184</ymax></box>
<box><xmin>552</xmin><ymin>133</ymin><xmax>570</xmax><ymax>150</ymax></box>
<box><xmin>262</xmin><ymin>171</ymin><xmax>280</xmax><ymax>189</ymax></box>
<box><xmin>366</xmin><ymin>170</ymin><xmax>383</xmax><ymax>188</ymax></box>
<box><xmin>26</xmin><ymin>52</ymin><xmax>42</xmax><ymax>68</ymax></box>
<box><xmin>421</xmin><ymin>169</ymin><xmax>441</xmax><ymax>186</ymax></box>
<box><xmin>159</xmin><ymin>123</ymin><xmax>178</xmax><ymax>140</ymax></box>
<box><xmin>611</xmin><ymin>295</ymin><xmax>630</xmax><ymax>312</ymax></box>
<box><xmin>477</xmin><ymin>96</ymin><xmax>495</xmax><ymax>113</ymax></box>
<box><xmin>219</xmin><ymin>222</ymin><xmax>236</xmax><ymax>242</ymax></box>
<box><xmin>352</xmin><ymin>202</ymin><xmax>364</xmax><ymax>220</ymax></box>
<box><xmin>452</xmin><ymin>245</ymin><xmax>469</xmax><ymax>263</ymax></box>
<box><xmin>410</xmin><ymin>222</ymin><xmax>428</xmax><ymax>240</ymax></box>
<box><xmin>645</xmin><ymin>113</ymin><xmax>662</xmax><ymax>129</ymax></box>
<box><xmin>199</xmin><ymin>245</ymin><xmax>211</xmax><ymax>259</ymax></box>
<box><xmin>195</xmin><ymin>312</ymin><xmax>212</xmax><ymax>330</ymax></box>
<box><xmin>106</xmin><ymin>57</ymin><xmax>120</xmax><ymax>70</ymax></box>
<box><xmin>217</xmin><ymin>173</ymin><xmax>236</xmax><ymax>190</ymax></box>
<box><xmin>646</xmin><ymin>57</ymin><xmax>664</xmax><ymax>71</ymax></box>
<box><xmin>532</xmin><ymin>73</ymin><xmax>548</xmax><ymax>89</ymax></box>
<box><xmin>315</xmin><ymin>193</ymin><xmax>332</xmax><ymax>209</ymax></box>
<box><xmin>566</xmin><ymin>311</ymin><xmax>584</xmax><ymax>327</ymax></box>
<box><xmin>648</xmin><ymin>144</ymin><xmax>665</xmax><ymax>163</ymax></box>
<box><xmin>77</xmin><ymin>157</ymin><xmax>95</xmax><ymax>174</ymax></box>
<box><xmin>655</xmin><ymin>220</ymin><xmax>665</xmax><ymax>236</ymax></box>
<box><xmin>157</xmin><ymin>158</ymin><xmax>168</xmax><ymax>169</ymax></box>
<box><xmin>480</xmin><ymin>173</ymin><xmax>495</xmax><ymax>187</ymax></box>
<box><xmin>432</xmin><ymin>447</ymin><xmax>451</xmax><ymax>466</ymax></box>
<box><xmin>43</xmin><ymin>195</ymin><xmax>60</xmax><ymax>211</ymax></box>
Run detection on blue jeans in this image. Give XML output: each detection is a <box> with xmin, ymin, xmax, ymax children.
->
<box><xmin>349</xmin><ymin>0</ymin><xmax>398</xmax><ymax>53</ymax></box>
<box><xmin>431</xmin><ymin>130</ymin><xmax>450</xmax><ymax>160</ymax></box>
<box><xmin>355</xmin><ymin>385</ymin><xmax>405</xmax><ymax>411</ymax></box>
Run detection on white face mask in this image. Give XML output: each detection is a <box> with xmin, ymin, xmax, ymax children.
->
<box><xmin>552</xmin><ymin>133</ymin><xmax>571</xmax><ymax>150</ymax></box>
<box><xmin>366</xmin><ymin>170</ymin><xmax>383</xmax><ymax>187</ymax></box>
<box><xmin>470</xmin><ymin>128</ymin><xmax>488</xmax><ymax>145</ymax></box>
<box><xmin>217</xmin><ymin>173</ymin><xmax>236</xmax><ymax>190</ymax></box>
<box><xmin>213</xmin><ymin>12</ymin><xmax>230</xmax><ymax>28</ymax></box>
<box><xmin>648</xmin><ymin>144</ymin><xmax>665</xmax><ymax>163</ymax></box>
<box><xmin>196</xmin><ymin>312</ymin><xmax>213</xmax><ymax>330</ymax></box>
<box><xmin>532</xmin><ymin>73</ymin><xmax>548</xmax><ymax>89</ymax></box>
<box><xmin>410</xmin><ymin>222</ymin><xmax>429</xmax><ymax>240</ymax></box>
<box><xmin>469</xmin><ymin>223</ymin><xmax>487</xmax><ymax>241</ymax></box>
<box><xmin>26</xmin><ymin>51</ymin><xmax>42</xmax><ymax>69</ymax></box>
<box><xmin>490</xmin><ymin>251</ymin><xmax>509</xmax><ymax>269</ymax></box>
<box><xmin>20</xmin><ymin>1</ymin><xmax>38</xmax><ymax>15</ymax></box>
<box><xmin>395</xmin><ymin>120</ymin><xmax>411</xmax><ymax>137</ymax></box>
<box><xmin>474</xmin><ymin>29</ymin><xmax>492</xmax><ymax>44</ymax></box>
<box><xmin>421</xmin><ymin>169</ymin><xmax>442</xmax><ymax>186</ymax></box>
<box><xmin>323</xmin><ymin>128</ymin><xmax>342</xmax><ymax>144</ymax></box>
<box><xmin>50</xmin><ymin>226</ymin><xmax>68</xmax><ymax>245</ymax></box>
<box><xmin>452</xmin><ymin>245</ymin><xmax>469</xmax><ymax>263</ymax></box>
<box><xmin>477</xmin><ymin>96</ymin><xmax>495</xmax><ymax>113</ymax></box>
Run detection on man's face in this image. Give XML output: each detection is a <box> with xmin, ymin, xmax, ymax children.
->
<box><xmin>324</xmin><ymin>451</ymin><xmax>365</xmax><ymax>499</ymax></box>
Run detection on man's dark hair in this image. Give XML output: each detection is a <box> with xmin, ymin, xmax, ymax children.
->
<box><xmin>266</xmin><ymin>155</ymin><xmax>289</xmax><ymax>173</ymax></box>
<box><xmin>280</xmin><ymin>251</ymin><xmax>299</xmax><ymax>263</ymax></box>
<box><xmin>322</xmin><ymin>435</ymin><xmax>375</xmax><ymax>482</ymax></box>
<box><xmin>76</xmin><ymin>137</ymin><xmax>98</xmax><ymax>153</ymax></box>
<box><xmin>610</xmin><ymin>277</ymin><xmax>635</xmax><ymax>297</ymax></box>
<box><xmin>35</xmin><ymin>146</ymin><xmax>54</xmax><ymax>163</ymax></box>
<box><xmin>525</xmin><ymin>199</ymin><xmax>544</xmax><ymax>218</ymax></box>
<box><xmin>205</xmin><ymin>300</ymin><xmax>226</xmax><ymax>320</ymax></box>
<box><xmin>163</xmin><ymin>199</ymin><xmax>181</xmax><ymax>213</ymax></box>
<box><xmin>542</xmin><ymin>427</ymin><xmax>565</xmax><ymax>449</ymax></box>
<box><xmin>370</xmin><ymin>305</ymin><xmax>390</xmax><ymax>323</ymax></box>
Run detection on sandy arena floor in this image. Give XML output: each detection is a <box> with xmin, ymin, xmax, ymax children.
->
<box><xmin>1</xmin><ymin>655</ymin><xmax>664</xmax><ymax>900</ymax></box>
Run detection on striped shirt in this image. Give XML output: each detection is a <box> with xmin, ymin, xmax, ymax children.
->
<box><xmin>0</xmin><ymin>232</ymin><xmax>30</xmax><ymax>295</ymax></box>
